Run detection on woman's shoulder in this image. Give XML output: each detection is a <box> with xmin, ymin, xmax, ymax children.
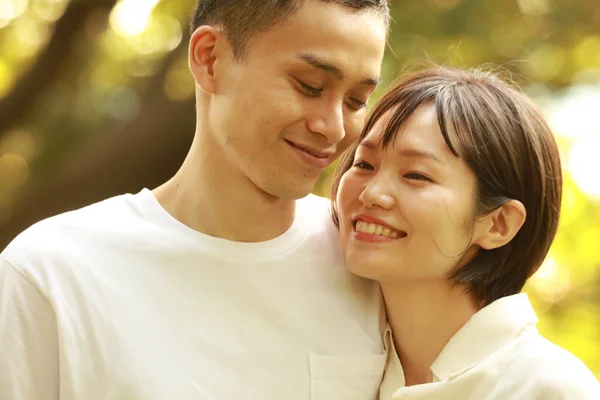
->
<box><xmin>501</xmin><ymin>332</ymin><xmax>599</xmax><ymax>398</ymax></box>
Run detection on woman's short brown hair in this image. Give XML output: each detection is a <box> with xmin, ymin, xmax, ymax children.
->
<box><xmin>331</xmin><ymin>66</ymin><xmax>562</xmax><ymax>307</ymax></box>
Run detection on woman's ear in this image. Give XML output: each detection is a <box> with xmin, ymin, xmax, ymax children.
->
<box><xmin>188</xmin><ymin>26</ymin><xmax>223</xmax><ymax>94</ymax></box>
<box><xmin>474</xmin><ymin>200</ymin><xmax>526</xmax><ymax>250</ymax></box>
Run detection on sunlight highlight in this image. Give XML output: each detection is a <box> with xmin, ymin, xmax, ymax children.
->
<box><xmin>0</xmin><ymin>154</ymin><xmax>29</xmax><ymax>188</ymax></box>
<box><xmin>518</xmin><ymin>0</ymin><xmax>550</xmax><ymax>15</ymax></box>
<box><xmin>530</xmin><ymin>256</ymin><xmax>571</xmax><ymax>304</ymax></box>
<box><xmin>13</xmin><ymin>14</ymin><xmax>53</xmax><ymax>57</ymax></box>
<box><xmin>109</xmin><ymin>0</ymin><xmax>161</xmax><ymax>38</ymax></box>
<box><xmin>549</xmin><ymin>85</ymin><xmax>600</xmax><ymax>138</ymax></box>
<box><xmin>32</xmin><ymin>0</ymin><xmax>69</xmax><ymax>22</ymax></box>
<box><xmin>568</xmin><ymin>137</ymin><xmax>600</xmax><ymax>198</ymax></box>
<box><xmin>0</xmin><ymin>59</ymin><xmax>15</xmax><ymax>99</ymax></box>
<box><xmin>0</xmin><ymin>0</ymin><xmax>29</xmax><ymax>28</ymax></box>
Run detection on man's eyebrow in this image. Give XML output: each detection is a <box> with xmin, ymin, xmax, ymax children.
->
<box><xmin>296</xmin><ymin>53</ymin><xmax>380</xmax><ymax>86</ymax></box>
<box><xmin>359</xmin><ymin>140</ymin><xmax>446</xmax><ymax>164</ymax></box>
<box><xmin>297</xmin><ymin>53</ymin><xmax>344</xmax><ymax>80</ymax></box>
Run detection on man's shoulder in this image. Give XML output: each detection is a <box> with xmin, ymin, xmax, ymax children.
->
<box><xmin>1</xmin><ymin>192</ymin><xmax>141</xmax><ymax>269</ymax></box>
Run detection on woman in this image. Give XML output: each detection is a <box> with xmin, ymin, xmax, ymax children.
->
<box><xmin>331</xmin><ymin>67</ymin><xmax>600</xmax><ymax>399</ymax></box>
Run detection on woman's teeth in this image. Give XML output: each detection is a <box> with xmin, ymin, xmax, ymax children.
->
<box><xmin>355</xmin><ymin>221</ymin><xmax>399</xmax><ymax>238</ymax></box>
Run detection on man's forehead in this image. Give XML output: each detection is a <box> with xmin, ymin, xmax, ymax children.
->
<box><xmin>247</xmin><ymin>0</ymin><xmax>387</xmax><ymax>82</ymax></box>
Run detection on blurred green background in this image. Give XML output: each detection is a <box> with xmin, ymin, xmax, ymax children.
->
<box><xmin>0</xmin><ymin>0</ymin><xmax>599</xmax><ymax>378</ymax></box>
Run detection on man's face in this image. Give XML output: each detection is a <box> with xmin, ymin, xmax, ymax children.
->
<box><xmin>209</xmin><ymin>0</ymin><xmax>387</xmax><ymax>200</ymax></box>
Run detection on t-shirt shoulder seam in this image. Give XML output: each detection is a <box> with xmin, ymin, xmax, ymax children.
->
<box><xmin>1</xmin><ymin>257</ymin><xmax>53</xmax><ymax>306</ymax></box>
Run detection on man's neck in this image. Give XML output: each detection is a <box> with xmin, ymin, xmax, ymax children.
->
<box><xmin>381</xmin><ymin>278</ymin><xmax>478</xmax><ymax>386</ymax></box>
<box><xmin>153</xmin><ymin>132</ymin><xmax>296</xmax><ymax>243</ymax></box>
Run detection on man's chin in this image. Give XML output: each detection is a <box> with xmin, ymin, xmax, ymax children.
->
<box><xmin>252</xmin><ymin>170</ymin><xmax>323</xmax><ymax>200</ymax></box>
<box><xmin>278</xmin><ymin>186</ymin><xmax>316</xmax><ymax>201</ymax></box>
<box><xmin>270</xmin><ymin>181</ymin><xmax>320</xmax><ymax>201</ymax></box>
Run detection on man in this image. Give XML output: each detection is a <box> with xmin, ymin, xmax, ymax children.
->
<box><xmin>0</xmin><ymin>0</ymin><xmax>389</xmax><ymax>398</ymax></box>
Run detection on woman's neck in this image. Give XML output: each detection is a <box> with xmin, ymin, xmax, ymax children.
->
<box><xmin>381</xmin><ymin>278</ymin><xmax>479</xmax><ymax>386</ymax></box>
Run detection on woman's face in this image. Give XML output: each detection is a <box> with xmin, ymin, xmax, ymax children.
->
<box><xmin>337</xmin><ymin>103</ymin><xmax>489</xmax><ymax>283</ymax></box>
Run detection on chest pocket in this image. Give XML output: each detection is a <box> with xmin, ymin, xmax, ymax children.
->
<box><xmin>309</xmin><ymin>353</ymin><xmax>387</xmax><ymax>400</ymax></box>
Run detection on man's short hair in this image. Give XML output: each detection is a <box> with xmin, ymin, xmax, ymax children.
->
<box><xmin>190</xmin><ymin>0</ymin><xmax>390</xmax><ymax>60</ymax></box>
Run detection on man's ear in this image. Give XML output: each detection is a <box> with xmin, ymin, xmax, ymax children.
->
<box><xmin>474</xmin><ymin>200</ymin><xmax>526</xmax><ymax>250</ymax></box>
<box><xmin>189</xmin><ymin>26</ymin><xmax>223</xmax><ymax>94</ymax></box>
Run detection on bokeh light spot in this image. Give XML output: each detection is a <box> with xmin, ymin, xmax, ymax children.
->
<box><xmin>0</xmin><ymin>59</ymin><xmax>16</xmax><ymax>99</ymax></box>
<box><xmin>109</xmin><ymin>0</ymin><xmax>161</xmax><ymax>38</ymax></box>
<box><xmin>568</xmin><ymin>137</ymin><xmax>600</xmax><ymax>198</ymax></box>
<box><xmin>530</xmin><ymin>256</ymin><xmax>571</xmax><ymax>304</ymax></box>
<box><xmin>549</xmin><ymin>85</ymin><xmax>600</xmax><ymax>138</ymax></box>
<box><xmin>0</xmin><ymin>154</ymin><xmax>29</xmax><ymax>188</ymax></box>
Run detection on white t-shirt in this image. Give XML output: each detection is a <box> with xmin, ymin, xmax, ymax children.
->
<box><xmin>0</xmin><ymin>189</ymin><xmax>387</xmax><ymax>400</ymax></box>
<box><xmin>379</xmin><ymin>293</ymin><xmax>600</xmax><ymax>399</ymax></box>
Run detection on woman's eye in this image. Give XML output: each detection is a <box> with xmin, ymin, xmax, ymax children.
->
<box><xmin>353</xmin><ymin>160</ymin><xmax>374</xmax><ymax>170</ymax></box>
<box><xmin>404</xmin><ymin>172</ymin><xmax>432</xmax><ymax>182</ymax></box>
<box><xmin>297</xmin><ymin>79</ymin><xmax>323</xmax><ymax>97</ymax></box>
